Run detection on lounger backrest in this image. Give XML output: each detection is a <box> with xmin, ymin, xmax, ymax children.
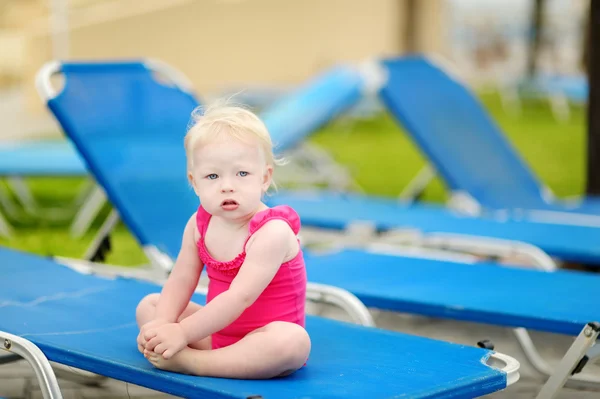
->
<box><xmin>378</xmin><ymin>56</ymin><xmax>548</xmax><ymax>210</ymax></box>
<box><xmin>45</xmin><ymin>61</ymin><xmax>366</xmax><ymax>257</ymax></box>
<box><xmin>47</xmin><ymin>62</ymin><xmax>200</xmax><ymax>257</ymax></box>
<box><xmin>262</xmin><ymin>65</ymin><xmax>364</xmax><ymax>153</ymax></box>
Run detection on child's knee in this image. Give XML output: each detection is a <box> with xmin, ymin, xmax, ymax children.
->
<box><xmin>136</xmin><ymin>293</ymin><xmax>160</xmax><ymax>317</ymax></box>
<box><xmin>268</xmin><ymin>322</ymin><xmax>311</xmax><ymax>366</ymax></box>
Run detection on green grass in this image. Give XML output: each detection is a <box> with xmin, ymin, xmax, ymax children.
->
<box><xmin>0</xmin><ymin>92</ymin><xmax>587</xmax><ymax>265</ymax></box>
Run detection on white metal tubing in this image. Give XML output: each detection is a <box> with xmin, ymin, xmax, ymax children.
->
<box><xmin>1</xmin><ymin>331</ymin><xmax>64</xmax><ymax>399</ymax></box>
<box><xmin>306</xmin><ymin>283</ymin><xmax>375</xmax><ymax>327</ymax></box>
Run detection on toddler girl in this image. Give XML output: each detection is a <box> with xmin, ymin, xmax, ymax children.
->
<box><xmin>135</xmin><ymin>103</ymin><xmax>310</xmax><ymax>379</ymax></box>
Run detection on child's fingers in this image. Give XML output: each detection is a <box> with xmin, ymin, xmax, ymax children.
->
<box><xmin>162</xmin><ymin>349</ymin><xmax>174</xmax><ymax>360</ymax></box>
<box><xmin>153</xmin><ymin>343</ymin><xmax>166</xmax><ymax>355</ymax></box>
<box><xmin>143</xmin><ymin>329</ymin><xmax>157</xmax><ymax>341</ymax></box>
<box><xmin>145</xmin><ymin>336</ymin><xmax>161</xmax><ymax>351</ymax></box>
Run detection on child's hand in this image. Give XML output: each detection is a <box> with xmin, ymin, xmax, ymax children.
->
<box><xmin>137</xmin><ymin>318</ymin><xmax>169</xmax><ymax>353</ymax></box>
<box><xmin>143</xmin><ymin>323</ymin><xmax>188</xmax><ymax>359</ymax></box>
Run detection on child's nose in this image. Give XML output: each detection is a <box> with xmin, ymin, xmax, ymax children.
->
<box><xmin>220</xmin><ymin>181</ymin><xmax>234</xmax><ymax>193</ymax></box>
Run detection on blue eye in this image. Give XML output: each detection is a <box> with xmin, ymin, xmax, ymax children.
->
<box><xmin>238</xmin><ymin>171</ymin><xmax>249</xmax><ymax>177</ymax></box>
<box><xmin>206</xmin><ymin>173</ymin><xmax>218</xmax><ymax>180</ymax></box>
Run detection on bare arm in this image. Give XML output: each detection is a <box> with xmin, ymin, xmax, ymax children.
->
<box><xmin>153</xmin><ymin>214</ymin><xmax>203</xmax><ymax>323</ymax></box>
<box><xmin>179</xmin><ymin>219</ymin><xmax>296</xmax><ymax>343</ymax></box>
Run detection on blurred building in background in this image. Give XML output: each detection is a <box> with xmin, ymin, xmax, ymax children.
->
<box><xmin>0</xmin><ymin>0</ymin><xmax>446</xmax><ymax>117</ymax></box>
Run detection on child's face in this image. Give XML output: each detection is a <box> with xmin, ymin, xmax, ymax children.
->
<box><xmin>189</xmin><ymin>134</ymin><xmax>272</xmax><ymax>220</ymax></box>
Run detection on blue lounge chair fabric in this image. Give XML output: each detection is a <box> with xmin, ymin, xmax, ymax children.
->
<box><xmin>0</xmin><ymin>247</ymin><xmax>513</xmax><ymax>399</ymax></box>
<box><xmin>377</xmin><ymin>56</ymin><xmax>600</xmax><ymax>215</ymax></box>
<box><xmin>0</xmin><ymin>140</ymin><xmax>87</xmax><ymax>176</ymax></box>
<box><xmin>302</xmin><ymin>248</ymin><xmax>600</xmax><ymax>336</ymax></box>
<box><xmin>261</xmin><ymin>65</ymin><xmax>364</xmax><ymax>153</ymax></box>
<box><xmin>45</xmin><ymin>62</ymin><xmax>200</xmax><ymax>256</ymax></box>
<box><xmin>267</xmin><ymin>190</ymin><xmax>600</xmax><ymax>265</ymax></box>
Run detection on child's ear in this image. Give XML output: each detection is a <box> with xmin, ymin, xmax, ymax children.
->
<box><xmin>262</xmin><ymin>165</ymin><xmax>273</xmax><ymax>192</ymax></box>
<box><xmin>188</xmin><ymin>171</ymin><xmax>200</xmax><ymax>195</ymax></box>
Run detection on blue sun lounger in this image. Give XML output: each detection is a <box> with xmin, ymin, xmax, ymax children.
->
<box><xmin>0</xmin><ymin>246</ymin><xmax>519</xmax><ymax>399</ymax></box>
<box><xmin>375</xmin><ymin>55</ymin><xmax>600</xmax><ymax>221</ymax></box>
<box><xmin>35</xmin><ymin>60</ymin><xmax>599</xmax><ymax>397</ymax></box>
<box><xmin>267</xmin><ymin>190</ymin><xmax>600</xmax><ymax>266</ymax></box>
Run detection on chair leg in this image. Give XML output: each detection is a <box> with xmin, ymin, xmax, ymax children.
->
<box><xmin>72</xmin><ymin>178</ymin><xmax>96</xmax><ymax>206</ymax></box>
<box><xmin>83</xmin><ymin>209</ymin><xmax>120</xmax><ymax>261</ymax></box>
<box><xmin>398</xmin><ymin>164</ymin><xmax>436</xmax><ymax>202</ymax></box>
<box><xmin>0</xmin><ymin>330</ymin><xmax>64</xmax><ymax>399</ymax></box>
<box><xmin>0</xmin><ymin>210</ymin><xmax>12</xmax><ymax>238</ymax></box>
<box><xmin>548</xmin><ymin>94</ymin><xmax>570</xmax><ymax>123</ymax></box>
<box><xmin>69</xmin><ymin>185</ymin><xmax>108</xmax><ymax>238</ymax></box>
<box><xmin>0</xmin><ymin>181</ymin><xmax>22</xmax><ymax>221</ymax></box>
<box><xmin>6</xmin><ymin>177</ymin><xmax>38</xmax><ymax>215</ymax></box>
<box><xmin>498</xmin><ymin>83</ymin><xmax>522</xmax><ymax>118</ymax></box>
<box><xmin>514</xmin><ymin>325</ymin><xmax>600</xmax><ymax>387</ymax></box>
<box><xmin>534</xmin><ymin>322</ymin><xmax>600</xmax><ymax>399</ymax></box>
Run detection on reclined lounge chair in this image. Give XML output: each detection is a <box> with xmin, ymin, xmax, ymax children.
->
<box><xmin>0</xmin><ymin>246</ymin><xmax>520</xmax><ymax>399</ymax></box>
<box><xmin>375</xmin><ymin>55</ymin><xmax>600</xmax><ymax>222</ymax></box>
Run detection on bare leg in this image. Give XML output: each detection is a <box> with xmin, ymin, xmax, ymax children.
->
<box><xmin>136</xmin><ymin>293</ymin><xmax>211</xmax><ymax>350</ymax></box>
<box><xmin>146</xmin><ymin>321</ymin><xmax>311</xmax><ymax>379</ymax></box>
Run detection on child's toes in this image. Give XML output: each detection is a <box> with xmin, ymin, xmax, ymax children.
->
<box><xmin>149</xmin><ymin>356</ymin><xmax>160</xmax><ymax>366</ymax></box>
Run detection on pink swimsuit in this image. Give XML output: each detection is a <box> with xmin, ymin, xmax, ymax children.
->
<box><xmin>196</xmin><ymin>205</ymin><xmax>307</xmax><ymax>350</ymax></box>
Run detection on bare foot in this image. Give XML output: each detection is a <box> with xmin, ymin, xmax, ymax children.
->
<box><xmin>144</xmin><ymin>347</ymin><xmax>196</xmax><ymax>374</ymax></box>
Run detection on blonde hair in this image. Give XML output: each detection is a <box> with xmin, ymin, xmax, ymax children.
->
<box><xmin>184</xmin><ymin>101</ymin><xmax>284</xmax><ymax>190</ymax></box>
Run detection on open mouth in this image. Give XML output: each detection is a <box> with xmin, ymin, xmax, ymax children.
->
<box><xmin>221</xmin><ymin>199</ymin><xmax>239</xmax><ymax>210</ymax></box>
